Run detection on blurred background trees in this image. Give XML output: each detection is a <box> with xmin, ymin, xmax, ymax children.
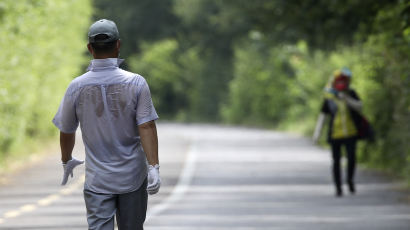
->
<box><xmin>0</xmin><ymin>0</ymin><xmax>92</xmax><ymax>161</ymax></box>
<box><xmin>0</xmin><ymin>0</ymin><xmax>408</xmax><ymax>180</ymax></box>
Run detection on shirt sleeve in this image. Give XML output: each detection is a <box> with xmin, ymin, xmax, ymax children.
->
<box><xmin>136</xmin><ymin>78</ymin><xmax>159</xmax><ymax>125</ymax></box>
<box><xmin>52</xmin><ymin>87</ymin><xmax>79</xmax><ymax>133</ymax></box>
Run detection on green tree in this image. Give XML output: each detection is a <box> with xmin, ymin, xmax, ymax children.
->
<box><xmin>128</xmin><ymin>40</ymin><xmax>204</xmax><ymax>120</ymax></box>
<box><xmin>93</xmin><ymin>0</ymin><xmax>179</xmax><ymax>58</ymax></box>
<box><xmin>222</xmin><ymin>38</ymin><xmax>293</xmax><ymax>125</ymax></box>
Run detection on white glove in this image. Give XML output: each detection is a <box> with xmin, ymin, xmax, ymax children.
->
<box><xmin>147</xmin><ymin>164</ymin><xmax>161</xmax><ymax>195</ymax></box>
<box><xmin>61</xmin><ymin>157</ymin><xmax>84</xmax><ymax>185</ymax></box>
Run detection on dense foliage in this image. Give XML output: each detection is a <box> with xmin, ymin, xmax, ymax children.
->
<box><xmin>0</xmin><ymin>0</ymin><xmax>92</xmax><ymax>158</ymax></box>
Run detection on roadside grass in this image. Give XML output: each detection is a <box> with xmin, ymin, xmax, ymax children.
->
<box><xmin>0</xmin><ymin>137</ymin><xmax>59</xmax><ymax>185</ymax></box>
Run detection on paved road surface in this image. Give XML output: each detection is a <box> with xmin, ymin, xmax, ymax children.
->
<box><xmin>0</xmin><ymin>123</ymin><xmax>409</xmax><ymax>229</ymax></box>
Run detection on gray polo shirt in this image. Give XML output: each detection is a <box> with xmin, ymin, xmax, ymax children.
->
<box><xmin>53</xmin><ymin>58</ymin><xmax>158</xmax><ymax>194</ymax></box>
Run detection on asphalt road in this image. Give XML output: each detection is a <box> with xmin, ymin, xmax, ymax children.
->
<box><xmin>0</xmin><ymin>123</ymin><xmax>409</xmax><ymax>229</ymax></box>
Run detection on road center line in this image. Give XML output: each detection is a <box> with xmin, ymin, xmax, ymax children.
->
<box><xmin>0</xmin><ymin>174</ymin><xmax>85</xmax><ymax>224</ymax></box>
<box><xmin>0</xmin><ymin>138</ymin><xmax>197</xmax><ymax>225</ymax></box>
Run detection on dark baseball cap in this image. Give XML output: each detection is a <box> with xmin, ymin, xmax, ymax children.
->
<box><xmin>88</xmin><ymin>19</ymin><xmax>120</xmax><ymax>43</ymax></box>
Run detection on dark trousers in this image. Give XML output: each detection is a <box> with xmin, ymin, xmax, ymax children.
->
<box><xmin>84</xmin><ymin>179</ymin><xmax>148</xmax><ymax>230</ymax></box>
<box><xmin>330</xmin><ymin>138</ymin><xmax>357</xmax><ymax>192</ymax></box>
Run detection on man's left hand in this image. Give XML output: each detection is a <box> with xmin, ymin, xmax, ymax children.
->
<box><xmin>147</xmin><ymin>164</ymin><xmax>161</xmax><ymax>195</ymax></box>
<box><xmin>61</xmin><ymin>157</ymin><xmax>84</xmax><ymax>185</ymax></box>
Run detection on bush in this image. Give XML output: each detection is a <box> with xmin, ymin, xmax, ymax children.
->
<box><xmin>0</xmin><ymin>0</ymin><xmax>92</xmax><ymax>158</ymax></box>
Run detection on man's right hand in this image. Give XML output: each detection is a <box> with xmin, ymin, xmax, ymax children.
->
<box><xmin>147</xmin><ymin>164</ymin><xmax>161</xmax><ymax>195</ymax></box>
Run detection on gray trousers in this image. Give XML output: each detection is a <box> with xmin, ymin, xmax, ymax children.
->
<box><xmin>84</xmin><ymin>179</ymin><xmax>148</xmax><ymax>230</ymax></box>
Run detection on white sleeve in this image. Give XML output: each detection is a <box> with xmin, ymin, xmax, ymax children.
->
<box><xmin>136</xmin><ymin>78</ymin><xmax>159</xmax><ymax>125</ymax></box>
<box><xmin>52</xmin><ymin>88</ymin><xmax>79</xmax><ymax>133</ymax></box>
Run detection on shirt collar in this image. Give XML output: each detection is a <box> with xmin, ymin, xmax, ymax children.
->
<box><xmin>87</xmin><ymin>58</ymin><xmax>124</xmax><ymax>71</ymax></box>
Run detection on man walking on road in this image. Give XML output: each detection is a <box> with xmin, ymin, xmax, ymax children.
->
<box><xmin>52</xmin><ymin>19</ymin><xmax>160</xmax><ymax>230</ymax></box>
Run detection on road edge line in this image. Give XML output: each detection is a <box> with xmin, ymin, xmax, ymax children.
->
<box><xmin>146</xmin><ymin>141</ymin><xmax>198</xmax><ymax>221</ymax></box>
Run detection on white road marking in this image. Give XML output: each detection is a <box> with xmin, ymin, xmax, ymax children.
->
<box><xmin>146</xmin><ymin>142</ymin><xmax>198</xmax><ymax>220</ymax></box>
<box><xmin>145</xmin><ymin>214</ymin><xmax>410</xmax><ymax>223</ymax></box>
<box><xmin>145</xmin><ymin>227</ymin><xmax>275</xmax><ymax>230</ymax></box>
